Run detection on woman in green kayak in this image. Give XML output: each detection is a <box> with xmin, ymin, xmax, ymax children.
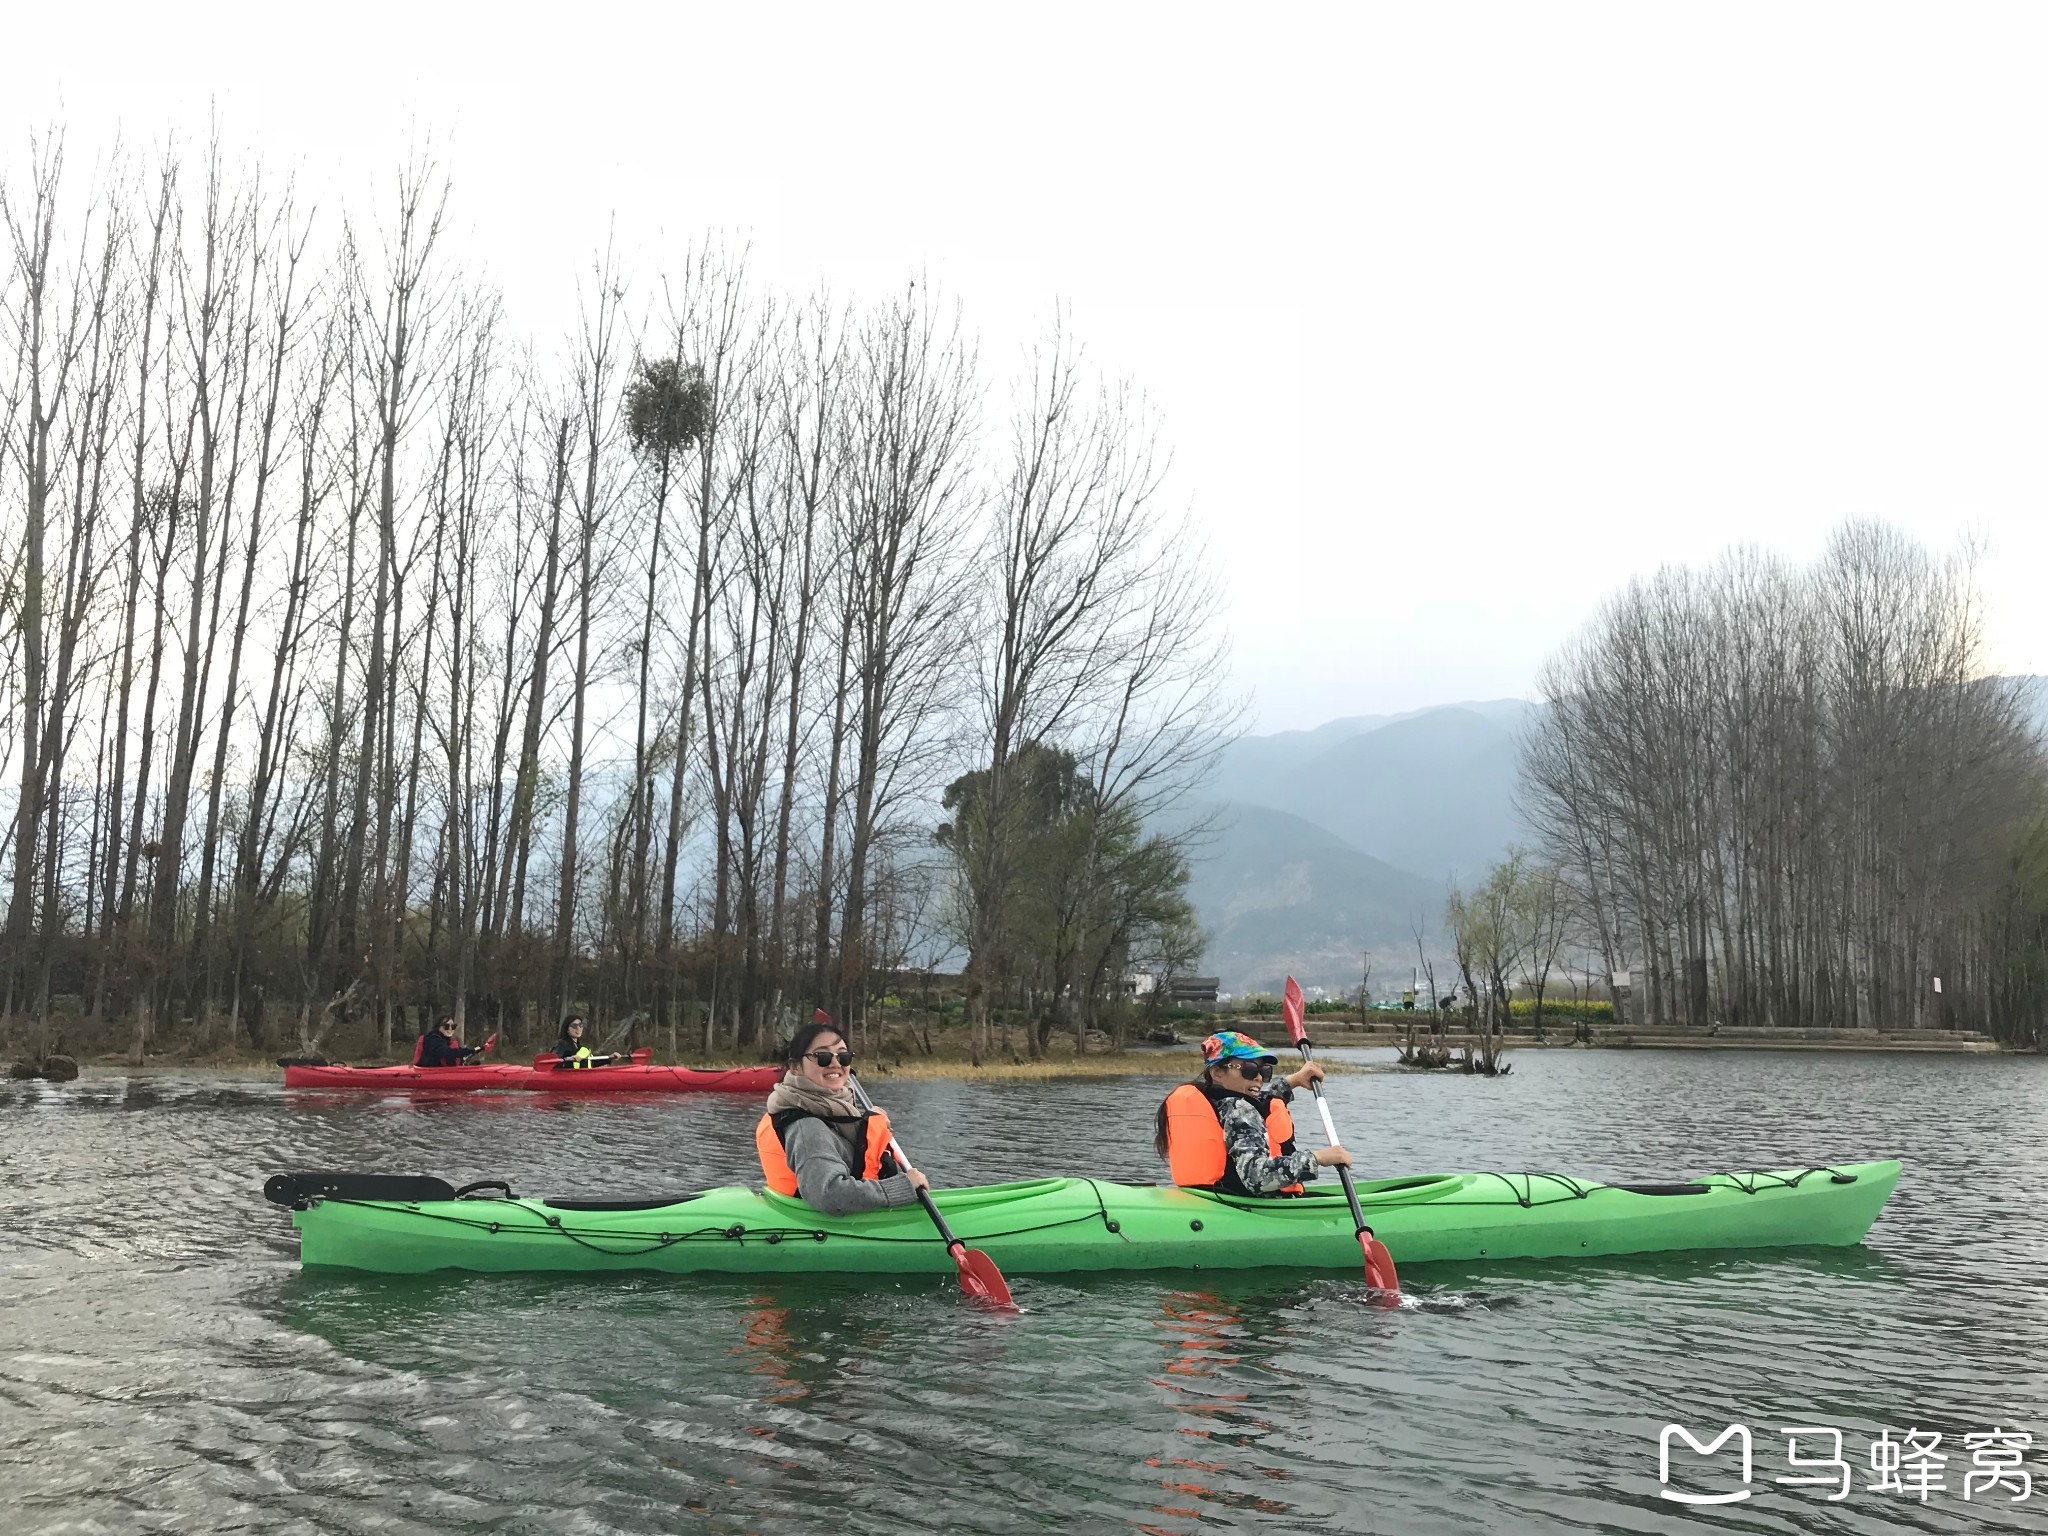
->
<box><xmin>754</xmin><ymin>1020</ymin><xmax>929</xmax><ymax>1215</ymax></box>
<box><xmin>1155</xmin><ymin>1031</ymin><xmax>1351</xmax><ymax>1196</ymax></box>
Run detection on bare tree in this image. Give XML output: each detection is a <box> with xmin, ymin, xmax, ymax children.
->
<box><xmin>830</xmin><ymin>284</ymin><xmax>977</xmax><ymax>1020</ymax></box>
<box><xmin>553</xmin><ymin>246</ymin><xmax>628</xmax><ymax>1018</ymax></box>
<box><xmin>950</xmin><ymin>318</ymin><xmax>1236</xmax><ymax>1060</ymax></box>
<box><xmin>1522</xmin><ymin>523</ymin><xmax>2045</xmax><ymax>1044</ymax></box>
<box><xmin>0</xmin><ymin>129</ymin><xmax>1265</xmax><ymax>1071</ymax></box>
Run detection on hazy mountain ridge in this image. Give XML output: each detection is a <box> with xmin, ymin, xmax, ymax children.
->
<box><xmin>1181</xmin><ymin>700</ymin><xmax>1536</xmax><ymax>991</ymax></box>
<box><xmin>1179</xmin><ymin>801</ymin><xmax>1447</xmax><ymax>995</ymax></box>
<box><xmin>1185</xmin><ymin>682</ymin><xmax>2042</xmax><ymax>991</ymax></box>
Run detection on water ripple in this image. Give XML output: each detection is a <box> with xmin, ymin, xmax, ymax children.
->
<box><xmin>2</xmin><ymin>1053</ymin><xmax>2044</xmax><ymax>1533</ymax></box>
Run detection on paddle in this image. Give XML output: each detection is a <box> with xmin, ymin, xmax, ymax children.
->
<box><xmin>533</xmin><ymin>1049</ymin><xmax>639</xmax><ymax>1070</ymax></box>
<box><xmin>844</xmin><ymin>1072</ymin><xmax>1015</xmax><ymax>1309</ymax></box>
<box><xmin>812</xmin><ymin>1010</ymin><xmax>1014</xmax><ymax>1308</ymax></box>
<box><xmin>1282</xmin><ymin>975</ymin><xmax>1402</xmax><ymax>1304</ymax></box>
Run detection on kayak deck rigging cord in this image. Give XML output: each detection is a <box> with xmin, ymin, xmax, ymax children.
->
<box><xmin>1471</xmin><ymin>1165</ymin><xmax>1858</xmax><ymax>1209</ymax></box>
<box><xmin>307</xmin><ymin>1177</ymin><xmax>1129</xmax><ymax>1259</ymax></box>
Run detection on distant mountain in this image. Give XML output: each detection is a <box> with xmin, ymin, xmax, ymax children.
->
<box><xmin>1180</xmin><ymin>801</ymin><xmax>1446</xmax><ymax>994</ymax></box>
<box><xmin>2015</xmin><ymin>675</ymin><xmax>2048</xmax><ymax>739</ymax></box>
<box><xmin>1180</xmin><ymin>683</ymin><xmax>2042</xmax><ymax>991</ymax></box>
<box><xmin>1213</xmin><ymin>700</ymin><xmax>1534</xmax><ymax>884</ymax></box>
<box><xmin>1269</xmin><ymin>706</ymin><xmax>1527</xmax><ymax>882</ymax></box>
<box><xmin>1173</xmin><ymin>700</ymin><xmax>1535</xmax><ymax>990</ymax></box>
<box><xmin>1206</xmin><ymin>715</ymin><xmax>1394</xmax><ymax>806</ymax></box>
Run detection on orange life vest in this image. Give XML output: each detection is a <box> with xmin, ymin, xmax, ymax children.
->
<box><xmin>755</xmin><ymin>1106</ymin><xmax>896</xmax><ymax>1198</ymax></box>
<box><xmin>1162</xmin><ymin>1080</ymin><xmax>1302</xmax><ymax>1195</ymax></box>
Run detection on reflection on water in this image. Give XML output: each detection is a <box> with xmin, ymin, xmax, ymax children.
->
<box><xmin>1142</xmin><ymin>1290</ymin><xmax>1297</xmax><ymax>1533</ymax></box>
<box><xmin>3</xmin><ymin>1050</ymin><xmax>2045</xmax><ymax>1533</ymax></box>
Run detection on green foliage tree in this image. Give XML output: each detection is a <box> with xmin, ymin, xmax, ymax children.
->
<box><xmin>939</xmin><ymin>740</ymin><xmax>1196</xmax><ymax>1054</ymax></box>
<box><xmin>1444</xmin><ymin>846</ymin><xmax>1567</xmax><ymax>1074</ymax></box>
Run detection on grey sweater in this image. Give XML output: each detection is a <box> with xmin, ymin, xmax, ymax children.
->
<box><xmin>779</xmin><ymin>1114</ymin><xmax>920</xmax><ymax>1215</ymax></box>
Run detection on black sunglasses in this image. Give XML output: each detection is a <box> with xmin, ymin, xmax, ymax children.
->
<box><xmin>804</xmin><ymin>1049</ymin><xmax>854</xmax><ymax>1068</ymax></box>
<box><xmin>1225</xmin><ymin>1058</ymin><xmax>1274</xmax><ymax>1081</ymax></box>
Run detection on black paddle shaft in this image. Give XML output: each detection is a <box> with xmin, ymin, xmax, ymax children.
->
<box><xmin>1292</xmin><ymin>1039</ymin><xmax>1376</xmax><ymax>1242</ymax></box>
<box><xmin>913</xmin><ymin>1186</ymin><xmax>968</xmax><ymax>1253</ymax></box>
<box><xmin>849</xmin><ymin>1074</ymin><xmax>968</xmax><ymax>1255</ymax></box>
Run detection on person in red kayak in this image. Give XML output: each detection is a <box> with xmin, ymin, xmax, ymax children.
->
<box><xmin>416</xmin><ymin>1014</ymin><xmax>485</xmax><ymax>1068</ymax></box>
<box><xmin>1155</xmin><ymin>1031</ymin><xmax>1351</xmax><ymax>1196</ymax></box>
<box><xmin>754</xmin><ymin>1019</ymin><xmax>929</xmax><ymax>1215</ymax></box>
<box><xmin>549</xmin><ymin>1015</ymin><xmax>628</xmax><ymax>1068</ymax></box>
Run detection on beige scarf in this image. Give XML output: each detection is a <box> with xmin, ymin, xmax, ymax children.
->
<box><xmin>763</xmin><ymin>1069</ymin><xmax>863</xmax><ymax>1138</ymax></box>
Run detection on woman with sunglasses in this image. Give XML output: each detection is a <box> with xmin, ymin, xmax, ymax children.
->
<box><xmin>754</xmin><ymin>1020</ymin><xmax>929</xmax><ymax>1215</ymax></box>
<box><xmin>416</xmin><ymin>1014</ymin><xmax>486</xmax><ymax>1068</ymax></box>
<box><xmin>549</xmin><ymin>1014</ymin><xmax>627</xmax><ymax>1069</ymax></box>
<box><xmin>1153</xmin><ymin>1031</ymin><xmax>1351</xmax><ymax>1196</ymax></box>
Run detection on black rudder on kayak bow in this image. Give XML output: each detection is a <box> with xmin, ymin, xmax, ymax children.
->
<box><xmin>264</xmin><ymin>1172</ymin><xmax>459</xmax><ymax>1208</ymax></box>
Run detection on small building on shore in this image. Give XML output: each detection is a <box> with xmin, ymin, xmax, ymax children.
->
<box><xmin>1125</xmin><ymin>974</ymin><xmax>1221</xmax><ymax>1009</ymax></box>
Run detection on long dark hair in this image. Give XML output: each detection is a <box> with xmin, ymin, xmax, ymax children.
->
<box><xmin>557</xmin><ymin>1013</ymin><xmax>586</xmax><ymax>1036</ymax></box>
<box><xmin>1154</xmin><ymin>1069</ymin><xmax>1216</xmax><ymax>1161</ymax></box>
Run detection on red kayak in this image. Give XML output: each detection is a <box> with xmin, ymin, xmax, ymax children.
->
<box><xmin>283</xmin><ymin>1050</ymin><xmax>779</xmax><ymax>1095</ymax></box>
<box><xmin>522</xmin><ymin>1061</ymin><xmax>781</xmax><ymax>1094</ymax></box>
<box><xmin>283</xmin><ymin>1062</ymin><xmax>530</xmax><ymax>1090</ymax></box>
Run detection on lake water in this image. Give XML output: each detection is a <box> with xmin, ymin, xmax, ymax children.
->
<box><xmin>4</xmin><ymin>1049</ymin><xmax>2045</xmax><ymax>1533</ymax></box>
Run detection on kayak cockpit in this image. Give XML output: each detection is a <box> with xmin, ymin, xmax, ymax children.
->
<box><xmin>1200</xmin><ymin>1173</ymin><xmax>1470</xmax><ymax>1214</ymax></box>
<box><xmin>758</xmin><ymin>1176</ymin><xmax>1075</xmax><ymax>1220</ymax></box>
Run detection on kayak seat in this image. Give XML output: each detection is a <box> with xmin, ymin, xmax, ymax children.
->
<box><xmin>542</xmin><ymin>1194</ymin><xmax>708</xmax><ymax>1212</ymax></box>
<box><xmin>1612</xmin><ymin>1181</ymin><xmax>1713</xmax><ymax>1196</ymax></box>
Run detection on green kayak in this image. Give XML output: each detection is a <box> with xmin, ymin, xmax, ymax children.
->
<box><xmin>266</xmin><ymin>1161</ymin><xmax>1899</xmax><ymax>1277</ymax></box>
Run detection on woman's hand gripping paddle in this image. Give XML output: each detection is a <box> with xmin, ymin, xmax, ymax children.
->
<box><xmin>1283</xmin><ymin>976</ymin><xmax>1402</xmax><ymax>1304</ymax></box>
<box><xmin>827</xmin><ymin>1014</ymin><xmax>1013</xmax><ymax>1309</ymax></box>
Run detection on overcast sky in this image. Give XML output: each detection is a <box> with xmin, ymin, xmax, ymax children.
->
<box><xmin>16</xmin><ymin>2</ymin><xmax>2047</xmax><ymax>731</ymax></box>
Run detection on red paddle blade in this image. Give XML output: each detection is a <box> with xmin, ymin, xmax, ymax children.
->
<box><xmin>482</xmin><ymin>1033</ymin><xmax>498</xmax><ymax>1053</ymax></box>
<box><xmin>952</xmin><ymin>1245</ymin><xmax>1016</xmax><ymax>1309</ymax></box>
<box><xmin>1361</xmin><ymin>1233</ymin><xmax>1402</xmax><ymax>1307</ymax></box>
<box><xmin>813</xmin><ymin>1007</ymin><xmax>833</xmax><ymax>1026</ymax></box>
<box><xmin>1283</xmin><ymin>976</ymin><xmax>1308</xmax><ymax>1044</ymax></box>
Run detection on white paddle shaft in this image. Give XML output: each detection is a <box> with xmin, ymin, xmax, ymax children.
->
<box><xmin>850</xmin><ymin>1074</ymin><xmax>915</xmax><ymax>1167</ymax></box>
<box><xmin>1312</xmin><ymin>1092</ymin><xmax>1342</xmax><ymax>1147</ymax></box>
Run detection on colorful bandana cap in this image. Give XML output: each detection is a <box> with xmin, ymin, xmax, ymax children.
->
<box><xmin>1202</xmin><ymin>1030</ymin><xmax>1278</xmax><ymax>1065</ymax></box>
